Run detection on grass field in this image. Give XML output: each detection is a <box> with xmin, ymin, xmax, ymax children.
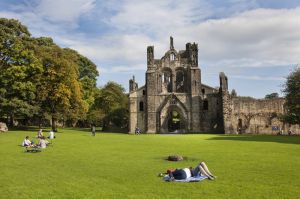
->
<box><xmin>0</xmin><ymin>128</ymin><xmax>300</xmax><ymax>199</ymax></box>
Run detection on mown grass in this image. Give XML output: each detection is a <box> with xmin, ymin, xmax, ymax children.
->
<box><xmin>0</xmin><ymin>129</ymin><xmax>300</xmax><ymax>199</ymax></box>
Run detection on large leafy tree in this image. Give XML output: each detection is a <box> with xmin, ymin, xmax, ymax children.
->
<box><xmin>0</xmin><ymin>18</ymin><xmax>99</xmax><ymax>129</ymax></box>
<box><xmin>34</xmin><ymin>38</ymin><xmax>87</xmax><ymax>130</ymax></box>
<box><xmin>63</xmin><ymin>48</ymin><xmax>99</xmax><ymax>108</ymax></box>
<box><xmin>91</xmin><ymin>82</ymin><xmax>128</xmax><ymax>130</ymax></box>
<box><xmin>282</xmin><ymin>67</ymin><xmax>300</xmax><ymax>124</ymax></box>
<box><xmin>0</xmin><ymin>18</ymin><xmax>43</xmax><ymax>126</ymax></box>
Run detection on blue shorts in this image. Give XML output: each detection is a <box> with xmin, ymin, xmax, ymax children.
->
<box><xmin>191</xmin><ymin>164</ymin><xmax>201</xmax><ymax>176</ymax></box>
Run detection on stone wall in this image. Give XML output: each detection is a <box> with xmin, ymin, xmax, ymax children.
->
<box><xmin>224</xmin><ymin>97</ymin><xmax>300</xmax><ymax>135</ymax></box>
<box><xmin>200</xmin><ymin>93</ymin><xmax>223</xmax><ymax>132</ymax></box>
<box><xmin>129</xmin><ymin>86</ymin><xmax>146</xmax><ymax>133</ymax></box>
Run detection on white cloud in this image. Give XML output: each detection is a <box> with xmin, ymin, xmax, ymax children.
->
<box><xmin>230</xmin><ymin>75</ymin><xmax>285</xmax><ymax>81</ymax></box>
<box><xmin>101</xmin><ymin>64</ymin><xmax>145</xmax><ymax>74</ymax></box>
<box><xmin>77</xmin><ymin>5</ymin><xmax>300</xmax><ymax>72</ymax></box>
<box><xmin>109</xmin><ymin>0</ymin><xmax>212</xmax><ymax>34</ymax></box>
<box><xmin>35</xmin><ymin>0</ymin><xmax>96</xmax><ymax>23</ymax></box>
<box><xmin>1</xmin><ymin>0</ymin><xmax>300</xmax><ymax>97</ymax></box>
<box><xmin>194</xmin><ymin>7</ymin><xmax>300</xmax><ymax>67</ymax></box>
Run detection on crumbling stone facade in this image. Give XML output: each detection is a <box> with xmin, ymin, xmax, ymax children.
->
<box><xmin>129</xmin><ymin>37</ymin><xmax>299</xmax><ymax>134</ymax></box>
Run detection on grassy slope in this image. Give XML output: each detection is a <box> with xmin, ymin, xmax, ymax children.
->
<box><xmin>0</xmin><ymin>129</ymin><xmax>300</xmax><ymax>199</ymax></box>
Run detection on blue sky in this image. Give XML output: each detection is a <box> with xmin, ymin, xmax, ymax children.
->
<box><xmin>1</xmin><ymin>0</ymin><xmax>300</xmax><ymax>98</ymax></box>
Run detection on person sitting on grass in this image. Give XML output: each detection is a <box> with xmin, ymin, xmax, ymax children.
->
<box><xmin>166</xmin><ymin>162</ymin><xmax>216</xmax><ymax>180</ymax></box>
<box><xmin>135</xmin><ymin>127</ymin><xmax>141</xmax><ymax>135</ymax></box>
<box><xmin>22</xmin><ymin>136</ymin><xmax>34</xmax><ymax>147</ymax></box>
<box><xmin>48</xmin><ymin>130</ymin><xmax>55</xmax><ymax>140</ymax></box>
<box><xmin>37</xmin><ymin>129</ymin><xmax>43</xmax><ymax>138</ymax></box>
<box><xmin>37</xmin><ymin>136</ymin><xmax>49</xmax><ymax>149</ymax></box>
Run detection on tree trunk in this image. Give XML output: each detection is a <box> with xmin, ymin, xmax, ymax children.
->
<box><xmin>38</xmin><ymin>116</ymin><xmax>42</xmax><ymax>129</ymax></box>
<box><xmin>52</xmin><ymin>116</ymin><xmax>58</xmax><ymax>132</ymax></box>
<box><xmin>9</xmin><ymin>113</ymin><xmax>14</xmax><ymax>127</ymax></box>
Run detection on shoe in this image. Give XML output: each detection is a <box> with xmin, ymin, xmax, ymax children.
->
<box><xmin>210</xmin><ymin>175</ymin><xmax>217</xmax><ymax>179</ymax></box>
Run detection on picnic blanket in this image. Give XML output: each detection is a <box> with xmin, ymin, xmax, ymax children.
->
<box><xmin>163</xmin><ymin>175</ymin><xmax>207</xmax><ymax>182</ymax></box>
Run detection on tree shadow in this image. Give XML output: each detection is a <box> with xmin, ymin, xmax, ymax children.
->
<box><xmin>7</xmin><ymin>126</ymin><xmax>44</xmax><ymax>132</ymax></box>
<box><xmin>207</xmin><ymin>134</ymin><xmax>300</xmax><ymax>145</ymax></box>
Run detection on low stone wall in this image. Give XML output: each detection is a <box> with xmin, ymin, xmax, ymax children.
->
<box><xmin>224</xmin><ymin>97</ymin><xmax>299</xmax><ymax>135</ymax></box>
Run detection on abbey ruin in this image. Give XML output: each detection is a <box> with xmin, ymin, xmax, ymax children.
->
<box><xmin>129</xmin><ymin>37</ymin><xmax>299</xmax><ymax>134</ymax></box>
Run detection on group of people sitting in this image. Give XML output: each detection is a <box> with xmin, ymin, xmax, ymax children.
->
<box><xmin>22</xmin><ymin>129</ymin><xmax>55</xmax><ymax>149</ymax></box>
<box><xmin>278</xmin><ymin>128</ymin><xmax>294</xmax><ymax>136</ymax></box>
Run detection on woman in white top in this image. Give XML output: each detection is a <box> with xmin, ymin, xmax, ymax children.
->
<box><xmin>37</xmin><ymin>136</ymin><xmax>49</xmax><ymax>148</ymax></box>
<box><xmin>22</xmin><ymin>136</ymin><xmax>32</xmax><ymax>147</ymax></box>
<box><xmin>167</xmin><ymin>162</ymin><xmax>215</xmax><ymax>180</ymax></box>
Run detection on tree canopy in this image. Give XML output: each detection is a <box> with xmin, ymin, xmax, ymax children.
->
<box><xmin>0</xmin><ymin>18</ymin><xmax>100</xmax><ymax>129</ymax></box>
<box><xmin>90</xmin><ymin>82</ymin><xmax>128</xmax><ymax>130</ymax></box>
<box><xmin>282</xmin><ymin>67</ymin><xmax>300</xmax><ymax>124</ymax></box>
<box><xmin>265</xmin><ymin>92</ymin><xmax>279</xmax><ymax>99</ymax></box>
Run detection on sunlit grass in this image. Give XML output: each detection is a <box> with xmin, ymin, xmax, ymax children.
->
<box><xmin>0</xmin><ymin>129</ymin><xmax>300</xmax><ymax>199</ymax></box>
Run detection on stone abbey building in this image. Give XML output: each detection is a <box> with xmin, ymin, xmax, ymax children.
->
<box><xmin>128</xmin><ymin>37</ymin><xmax>299</xmax><ymax>134</ymax></box>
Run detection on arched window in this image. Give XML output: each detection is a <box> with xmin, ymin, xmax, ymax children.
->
<box><xmin>162</xmin><ymin>69</ymin><xmax>172</xmax><ymax>92</ymax></box>
<box><xmin>170</xmin><ymin>53</ymin><xmax>175</xmax><ymax>61</ymax></box>
<box><xmin>203</xmin><ymin>100</ymin><xmax>208</xmax><ymax>110</ymax></box>
<box><xmin>176</xmin><ymin>70</ymin><xmax>185</xmax><ymax>92</ymax></box>
<box><xmin>139</xmin><ymin>101</ymin><xmax>144</xmax><ymax>111</ymax></box>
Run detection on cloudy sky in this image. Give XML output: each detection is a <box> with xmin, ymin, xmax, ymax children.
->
<box><xmin>1</xmin><ymin>0</ymin><xmax>300</xmax><ymax>98</ymax></box>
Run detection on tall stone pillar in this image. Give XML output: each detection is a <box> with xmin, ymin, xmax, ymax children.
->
<box><xmin>219</xmin><ymin>72</ymin><xmax>232</xmax><ymax>134</ymax></box>
<box><xmin>146</xmin><ymin>46</ymin><xmax>157</xmax><ymax>133</ymax></box>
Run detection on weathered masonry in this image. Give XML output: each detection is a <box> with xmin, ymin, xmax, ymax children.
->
<box><xmin>128</xmin><ymin>37</ymin><xmax>299</xmax><ymax>134</ymax></box>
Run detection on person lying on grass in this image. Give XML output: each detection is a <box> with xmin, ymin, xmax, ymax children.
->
<box><xmin>164</xmin><ymin>162</ymin><xmax>216</xmax><ymax>180</ymax></box>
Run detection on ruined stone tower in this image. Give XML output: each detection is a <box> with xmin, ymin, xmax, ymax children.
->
<box><xmin>129</xmin><ymin>37</ymin><xmax>222</xmax><ymax>134</ymax></box>
<box><xmin>128</xmin><ymin>37</ymin><xmax>299</xmax><ymax>134</ymax></box>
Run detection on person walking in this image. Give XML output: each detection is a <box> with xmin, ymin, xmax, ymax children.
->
<box><xmin>91</xmin><ymin>124</ymin><xmax>96</xmax><ymax>136</ymax></box>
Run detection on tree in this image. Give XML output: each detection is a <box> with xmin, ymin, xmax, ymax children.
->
<box><xmin>231</xmin><ymin>89</ymin><xmax>237</xmax><ymax>97</ymax></box>
<box><xmin>91</xmin><ymin>82</ymin><xmax>128</xmax><ymax>130</ymax></box>
<box><xmin>0</xmin><ymin>18</ymin><xmax>99</xmax><ymax>128</ymax></box>
<box><xmin>0</xmin><ymin>18</ymin><xmax>43</xmax><ymax>126</ymax></box>
<box><xmin>282</xmin><ymin>67</ymin><xmax>300</xmax><ymax>124</ymax></box>
<box><xmin>265</xmin><ymin>92</ymin><xmax>279</xmax><ymax>99</ymax></box>
<box><xmin>34</xmin><ymin>39</ymin><xmax>87</xmax><ymax>131</ymax></box>
<box><xmin>63</xmin><ymin>48</ymin><xmax>99</xmax><ymax>107</ymax></box>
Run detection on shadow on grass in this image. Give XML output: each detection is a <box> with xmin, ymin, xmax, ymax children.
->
<box><xmin>207</xmin><ymin>134</ymin><xmax>300</xmax><ymax>145</ymax></box>
<box><xmin>7</xmin><ymin>126</ymin><xmax>42</xmax><ymax>132</ymax></box>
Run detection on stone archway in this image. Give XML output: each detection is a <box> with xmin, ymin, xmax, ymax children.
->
<box><xmin>160</xmin><ymin>105</ymin><xmax>187</xmax><ymax>133</ymax></box>
<box><xmin>168</xmin><ymin>110</ymin><xmax>182</xmax><ymax>132</ymax></box>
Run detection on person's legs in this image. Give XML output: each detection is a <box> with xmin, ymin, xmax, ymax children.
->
<box><xmin>200</xmin><ymin>162</ymin><xmax>215</xmax><ymax>177</ymax></box>
<box><xmin>199</xmin><ymin>165</ymin><xmax>214</xmax><ymax>180</ymax></box>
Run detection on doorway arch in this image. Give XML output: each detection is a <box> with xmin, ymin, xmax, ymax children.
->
<box><xmin>160</xmin><ymin>105</ymin><xmax>187</xmax><ymax>133</ymax></box>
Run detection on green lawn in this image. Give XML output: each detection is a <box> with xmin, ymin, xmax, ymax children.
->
<box><xmin>1</xmin><ymin>129</ymin><xmax>300</xmax><ymax>199</ymax></box>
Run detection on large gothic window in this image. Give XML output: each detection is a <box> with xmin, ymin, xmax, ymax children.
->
<box><xmin>161</xmin><ymin>69</ymin><xmax>172</xmax><ymax>92</ymax></box>
<box><xmin>176</xmin><ymin>70</ymin><xmax>185</xmax><ymax>92</ymax></box>
<box><xmin>139</xmin><ymin>101</ymin><xmax>144</xmax><ymax>111</ymax></box>
<box><xmin>170</xmin><ymin>53</ymin><xmax>175</xmax><ymax>61</ymax></box>
<box><xmin>203</xmin><ymin>100</ymin><xmax>208</xmax><ymax>110</ymax></box>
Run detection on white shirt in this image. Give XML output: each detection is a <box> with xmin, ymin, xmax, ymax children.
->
<box><xmin>49</xmin><ymin>131</ymin><xmax>54</xmax><ymax>139</ymax></box>
<box><xmin>22</xmin><ymin>139</ymin><xmax>31</xmax><ymax>146</ymax></box>
<box><xmin>39</xmin><ymin>139</ymin><xmax>49</xmax><ymax>148</ymax></box>
<box><xmin>183</xmin><ymin>168</ymin><xmax>192</xmax><ymax>178</ymax></box>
